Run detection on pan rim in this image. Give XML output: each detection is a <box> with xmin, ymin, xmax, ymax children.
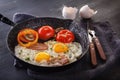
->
<box><xmin>6</xmin><ymin>17</ymin><xmax>89</xmax><ymax>68</ymax></box>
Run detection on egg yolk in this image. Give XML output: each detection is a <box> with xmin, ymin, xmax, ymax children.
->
<box><xmin>34</xmin><ymin>52</ymin><xmax>50</xmax><ymax>62</ymax></box>
<box><xmin>53</xmin><ymin>43</ymin><xmax>68</xmax><ymax>53</ymax></box>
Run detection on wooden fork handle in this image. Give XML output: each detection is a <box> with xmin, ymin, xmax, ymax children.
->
<box><xmin>94</xmin><ymin>37</ymin><xmax>106</xmax><ymax>60</ymax></box>
<box><xmin>89</xmin><ymin>42</ymin><xmax>97</xmax><ymax>66</ymax></box>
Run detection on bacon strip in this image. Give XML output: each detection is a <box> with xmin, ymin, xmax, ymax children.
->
<box><xmin>27</xmin><ymin>43</ymin><xmax>48</xmax><ymax>50</ymax></box>
<box><xmin>51</xmin><ymin>55</ymin><xmax>69</xmax><ymax>65</ymax></box>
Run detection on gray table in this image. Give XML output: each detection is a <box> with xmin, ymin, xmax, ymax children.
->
<box><xmin>0</xmin><ymin>0</ymin><xmax>120</xmax><ymax>80</ymax></box>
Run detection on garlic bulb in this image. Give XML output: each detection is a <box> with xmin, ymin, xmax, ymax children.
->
<box><xmin>79</xmin><ymin>5</ymin><xmax>97</xmax><ymax>19</ymax></box>
<box><xmin>62</xmin><ymin>6</ymin><xmax>78</xmax><ymax>20</ymax></box>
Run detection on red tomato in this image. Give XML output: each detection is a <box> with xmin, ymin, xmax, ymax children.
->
<box><xmin>56</xmin><ymin>29</ymin><xmax>75</xmax><ymax>43</ymax></box>
<box><xmin>38</xmin><ymin>26</ymin><xmax>55</xmax><ymax>40</ymax></box>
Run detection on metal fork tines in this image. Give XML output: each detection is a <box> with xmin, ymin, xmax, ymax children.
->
<box><xmin>88</xmin><ymin>29</ymin><xmax>107</xmax><ymax>65</ymax></box>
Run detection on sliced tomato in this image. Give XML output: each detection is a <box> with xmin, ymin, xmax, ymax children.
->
<box><xmin>56</xmin><ymin>29</ymin><xmax>74</xmax><ymax>43</ymax></box>
<box><xmin>38</xmin><ymin>26</ymin><xmax>55</xmax><ymax>40</ymax></box>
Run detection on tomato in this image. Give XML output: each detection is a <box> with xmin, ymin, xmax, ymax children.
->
<box><xmin>38</xmin><ymin>26</ymin><xmax>55</xmax><ymax>40</ymax></box>
<box><xmin>56</xmin><ymin>29</ymin><xmax>74</xmax><ymax>43</ymax></box>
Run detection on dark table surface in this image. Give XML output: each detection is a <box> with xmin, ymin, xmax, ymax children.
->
<box><xmin>0</xmin><ymin>0</ymin><xmax>120</xmax><ymax>80</ymax></box>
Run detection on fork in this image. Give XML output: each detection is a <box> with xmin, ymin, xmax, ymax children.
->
<box><xmin>88</xmin><ymin>33</ymin><xmax>97</xmax><ymax>66</ymax></box>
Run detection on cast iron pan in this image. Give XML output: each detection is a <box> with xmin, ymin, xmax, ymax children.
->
<box><xmin>0</xmin><ymin>14</ymin><xmax>89</xmax><ymax>72</ymax></box>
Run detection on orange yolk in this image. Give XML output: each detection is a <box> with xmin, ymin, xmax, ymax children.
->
<box><xmin>34</xmin><ymin>52</ymin><xmax>50</xmax><ymax>62</ymax></box>
<box><xmin>53</xmin><ymin>43</ymin><xmax>68</xmax><ymax>53</ymax></box>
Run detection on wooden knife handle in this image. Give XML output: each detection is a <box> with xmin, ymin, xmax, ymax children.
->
<box><xmin>94</xmin><ymin>37</ymin><xmax>106</xmax><ymax>60</ymax></box>
<box><xmin>89</xmin><ymin>42</ymin><xmax>97</xmax><ymax>66</ymax></box>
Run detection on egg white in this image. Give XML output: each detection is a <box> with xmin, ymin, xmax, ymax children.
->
<box><xmin>15</xmin><ymin>40</ymin><xmax>82</xmax><ymax>66</ymax></box>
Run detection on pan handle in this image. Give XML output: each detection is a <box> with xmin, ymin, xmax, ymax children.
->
<box><xmin>0</xmin><ymin>14</ymin><xmax>15</xmax><ymax>26</ymax></box>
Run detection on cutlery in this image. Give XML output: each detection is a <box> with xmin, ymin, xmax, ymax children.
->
<box><xmin>87</xmin><ymin>20</ymin><xmax>106</xmax><ymax>66</ymax></box>
<box><xmin>88</xmin><ymin>30</ymin><xmax>107</xmax><ymax>60</ymax></box>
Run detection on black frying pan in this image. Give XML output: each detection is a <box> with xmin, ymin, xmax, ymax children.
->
<box><xmin>0</xmin><ymin>14</ymin><xmax>89</xmax><ymax>72</ymax></box>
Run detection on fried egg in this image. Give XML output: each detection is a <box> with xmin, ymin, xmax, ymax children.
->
<box><xmin>53</xmin><ymin>43</ymin><xmax>68</xmax><ymax>53</ymax></box>
<box><xmin>34</xmin><ymin>52</ymin><xmax>50</xmax><ymax>62</ymax></box>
